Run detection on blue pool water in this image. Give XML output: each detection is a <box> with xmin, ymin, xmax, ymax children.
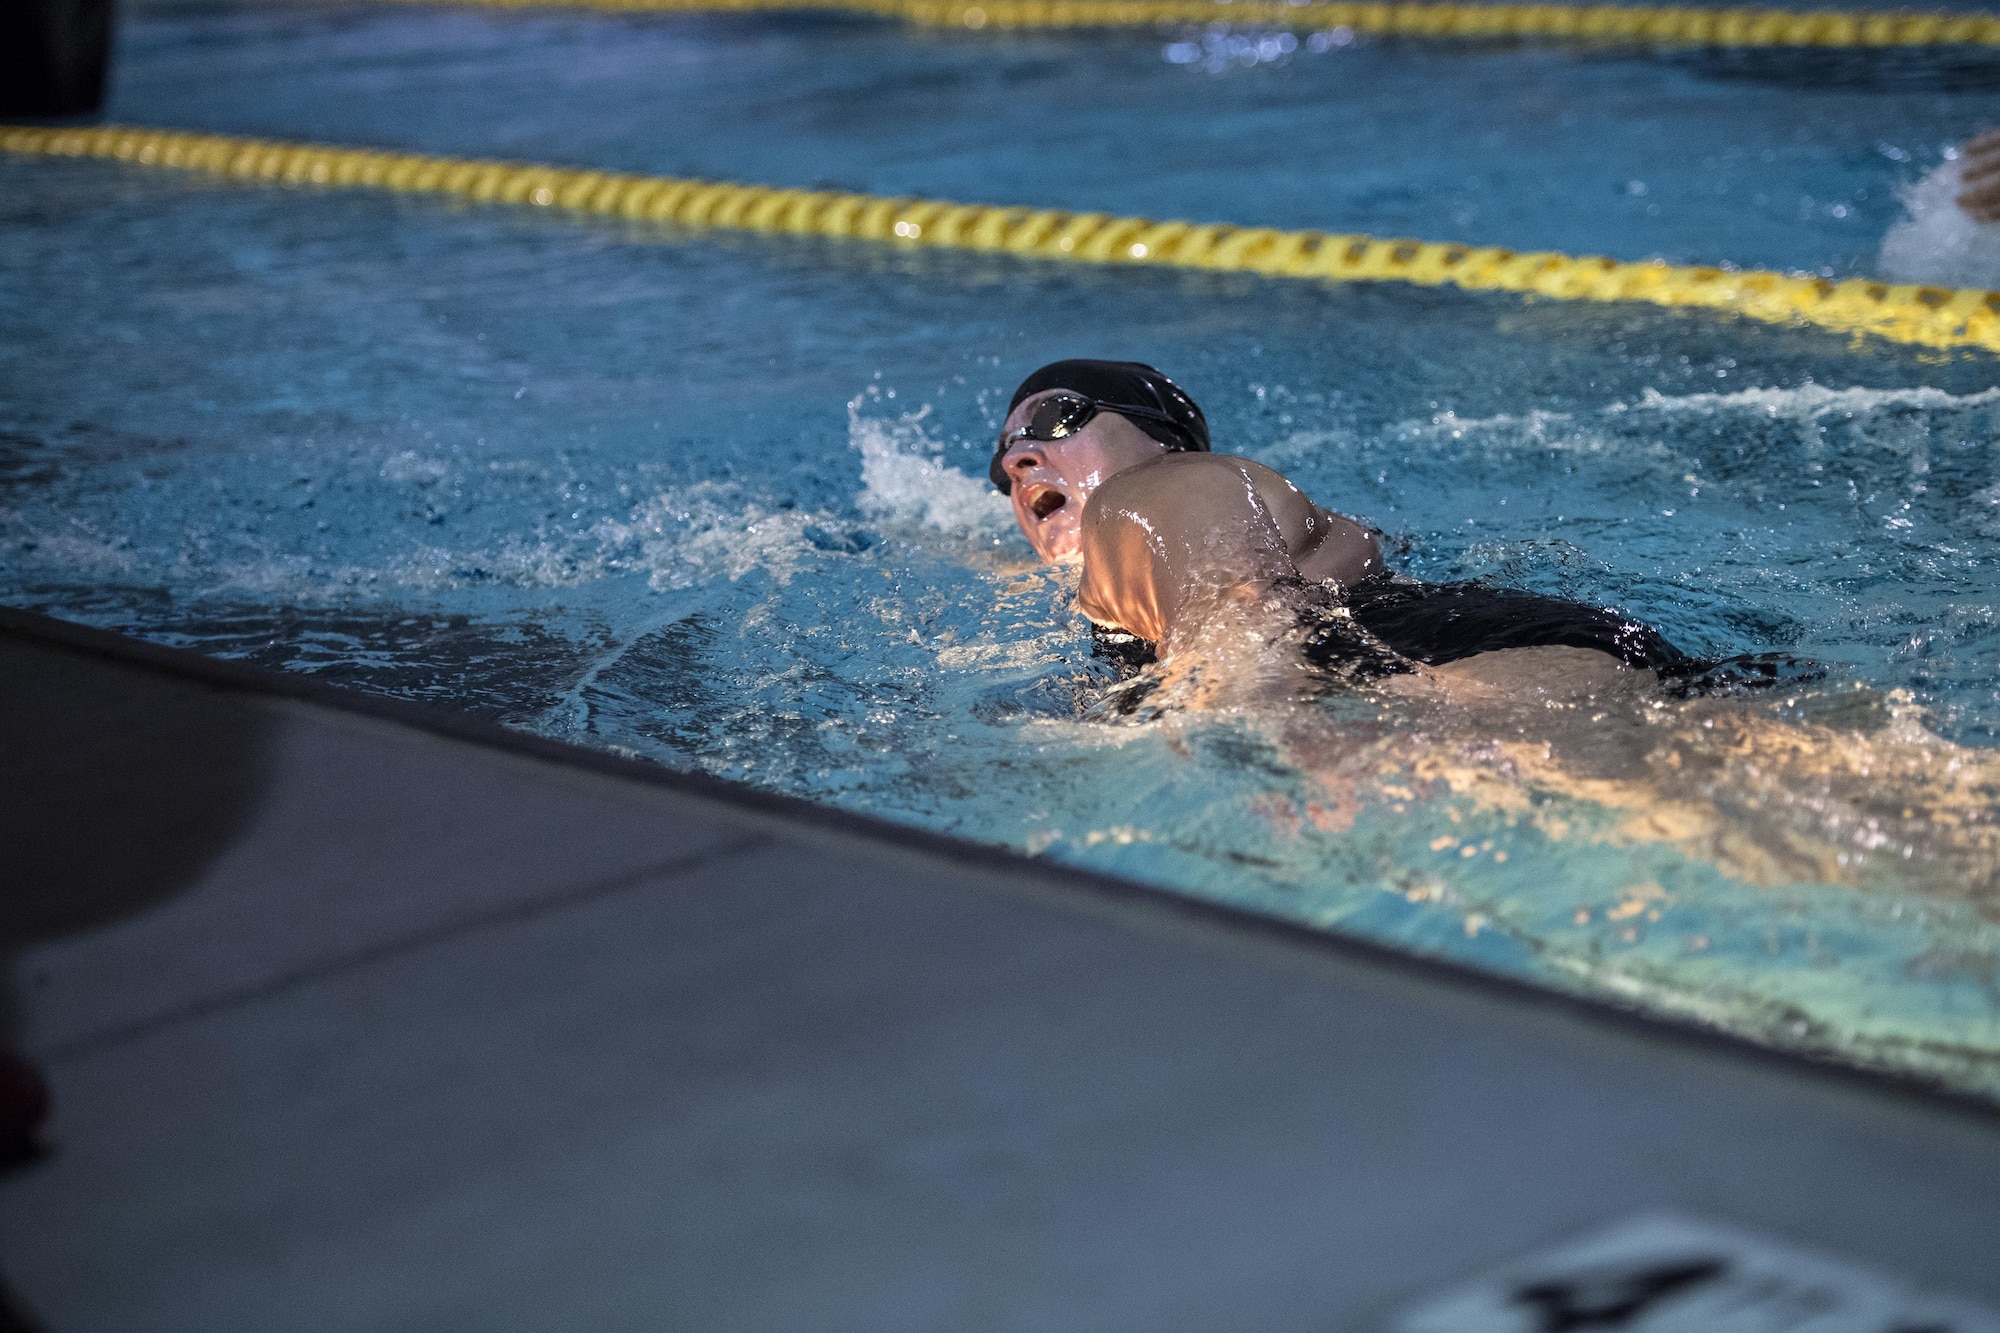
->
<box><xmin>9</xmin><ymin>0</ymin><xmax>2000</xmax><ymax>1093</ymax></box>
<box><xmin>104</xmin><ymin>0</ymin><xmax>2000</xmax><ymax>274</ymax></box>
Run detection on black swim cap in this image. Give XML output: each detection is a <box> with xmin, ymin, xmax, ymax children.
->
<box><xmin>991</xmin><ymin>359</ymin><xmax>1209</xmax><ymax>493</ymax></box>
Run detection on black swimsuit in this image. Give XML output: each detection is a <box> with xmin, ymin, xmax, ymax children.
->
<box><xmin>1344</xmin><ymin>578</ymin><xmax>1686</xmax><ymax>670</ymax></box>
<box><xmin>1094</xmin><ymin>576</ymin><xmax>1818</xmax><ymax>697</ymax></box>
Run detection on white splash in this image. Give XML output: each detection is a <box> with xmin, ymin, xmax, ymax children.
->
<box><xmin>1628</xmin><ymin>382</ymin><xmax>2000</xmax><ymax>418</ymax></box>
<box><xmin>1361</xmin><ymin>408</ymin><xmax>1625</xmax><ymax>465</ymax></box>
<box><xmin>325</xmin><ymin>481</ymin><xmax>836</xmax><ymax>595</ymax></box>
<box><xmin>381</xmin><ymin>537</ymin><xmax>614</xmax><ymax>591</ymax></box>
<box><xmin>849</xmin><ymin>398</ymin><xmax>1013</xmax><ymax>536</ymax></box>
<box><xmin>1313</xmin><ymin>387</ymin><xmax>2000</xmax><ymax>458</ymax></box>
<box><xmin>935</xmin><ymin>632</ymin><xmax>1077</xmax><ymax>673</ymax></box>
<box><xmin>619</xmin><ymin>482</ymin><xmax>824</xmax><ymax>591</ymax></box>
<box><xmin>1878</xmin><ymin>156</ymin><xmax>2000</xmax><ymax>290</ymax></box>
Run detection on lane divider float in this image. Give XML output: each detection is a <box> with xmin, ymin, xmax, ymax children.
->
<box><xmin>5</xmin><ymin>123</ymin><xmax>1996</xmax><ymax>355</ymax></box>
<box><xmin>365</xmin><ymin>0</ymin><xmax>2000</xmax><ymax>50</ymax></box>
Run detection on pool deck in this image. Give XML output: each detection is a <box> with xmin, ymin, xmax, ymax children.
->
<box><xmin>2</xmin><ymin>606</ymin><xmax>1998</xmax><ymax>1331</ymax></box>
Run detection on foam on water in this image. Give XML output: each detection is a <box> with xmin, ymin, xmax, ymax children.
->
<box><xmin>1632</xmin><ymin>380</ymin><xmax>2000</xmax><ymax>416</ymax></box>
<box><xmin>1879</xmin><ymin>155</ymin><xmax>2000</xmax><ymax>288</ymax></box>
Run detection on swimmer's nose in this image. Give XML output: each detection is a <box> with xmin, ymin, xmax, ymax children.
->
<box><xmin>1005</xmin><ymin>447</ymin><xmax>1044</xmax><ymax>475</ymax></box>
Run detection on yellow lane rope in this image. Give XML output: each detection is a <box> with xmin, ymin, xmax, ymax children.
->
<box><xmin>6</xmin><ymin>123</ymin><xmax>1996</xmax><ymax>354</ymax></box>
<box><xmin>366</xmin><ymin>0</ymin><xmax>2000</xmax><ymax>50</ymax></box>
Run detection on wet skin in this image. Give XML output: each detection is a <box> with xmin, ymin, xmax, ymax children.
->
<box><xmin>997</xmin><ymin>389</ymin><xmax>1382</xmax><ymax>649</ymax></box>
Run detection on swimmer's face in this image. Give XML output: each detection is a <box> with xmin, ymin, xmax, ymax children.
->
<box><xmin>999</xmin><ymin>391</ymin><xmax>1170</xmax><ymax>563</ymax></box>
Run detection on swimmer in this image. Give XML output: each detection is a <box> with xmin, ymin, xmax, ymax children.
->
<box><xmin>991</xmin><ymin>360</ymin><xmax>2000</xmax><ymax>894</ymax></box>
<box><xmin>993</xmin><ymin>358</ymin><xmax>1758</xmax><ymax>702</ymax></box>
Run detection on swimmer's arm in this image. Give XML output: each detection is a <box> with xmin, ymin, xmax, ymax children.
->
<box><xmin>1958</xmin><ymin>129</ymin><xmax>2000</xmax><ymax>223</ymax></box>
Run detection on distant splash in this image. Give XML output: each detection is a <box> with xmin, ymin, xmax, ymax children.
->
<box><xmin>1879</xmin><ymin>155</ymin><xmax>2000</xmax><ymax>289</ymax></box>
<box><xmin>1251</xmin><ymin>379</ymin><xmax>2000</xmax><ymax>477</ymax></box>
<box><xmin>1388</xmin><ymin>380</ymin><xmax>2000</xmax><ymax>436</ymax></box>
<box><xmin>1628</xmin><ymin>381</ymin><xmax>2000</xmax><ymax>417</ymax></box>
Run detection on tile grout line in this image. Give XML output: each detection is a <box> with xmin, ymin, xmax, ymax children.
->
<box><xmin>34</xmin><ymin>833</ymin><xmax>774</xmax><ymax>1066</ymax></box>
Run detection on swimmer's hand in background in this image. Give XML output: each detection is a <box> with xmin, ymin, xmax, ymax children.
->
<box><xmin>1955</xmin><ymin>129</ymin><xmax>2000</xmax><ymax>224</ymax></box>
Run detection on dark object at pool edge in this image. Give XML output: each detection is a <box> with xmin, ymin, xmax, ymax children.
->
<box><xmin>0</xmin><ymin>0</ymin><xmax>114</xmax><ymax>118</ymax></box>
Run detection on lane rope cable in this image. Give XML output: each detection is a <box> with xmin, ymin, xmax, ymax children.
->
<box><xmin>362</xmin><ymin>0</ymin><xmax>2000</xmax><ymax>50</ymax></box>
<box><xmin>5</xmin><ymin>123</ymin><xmax>1996</xmax><ymax>355</ymax></box>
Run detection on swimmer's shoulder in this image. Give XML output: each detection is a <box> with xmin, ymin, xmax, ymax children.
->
<box><xmin>1165</xmin><ymin>453</ymin><xmax>1318</xmax><ymax>511</ymax></box>
<box><xmin>1083</xmin><ymin>451</ymin><xmax>1260</xmax><ymax>522</ymax></box>
<box><xmin>1113</xmin><ymin>450</ymin><xmax>1265</xmax><ymax>479</ymax></box>
<box><xmin>1090</xmin><ymin>451</ymin><xmax>1294</xmax><ymax>505</ymax></box>
<box><xmin>1086</xmin><ymin>452</ymin><xmax>1380</xmax><ymax>582</ymax></box>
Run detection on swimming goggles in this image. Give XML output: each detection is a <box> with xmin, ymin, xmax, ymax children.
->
<box><xmin>997</xmin><ymin>392</ymin><xmax>1187</xmax><ymax>451</ymax></box>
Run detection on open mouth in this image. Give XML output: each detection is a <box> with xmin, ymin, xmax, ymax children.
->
<box><xmin>1025</xmin><ymin>486</ymin><xmax>1067</xmax><ymax>520</ymax></box>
